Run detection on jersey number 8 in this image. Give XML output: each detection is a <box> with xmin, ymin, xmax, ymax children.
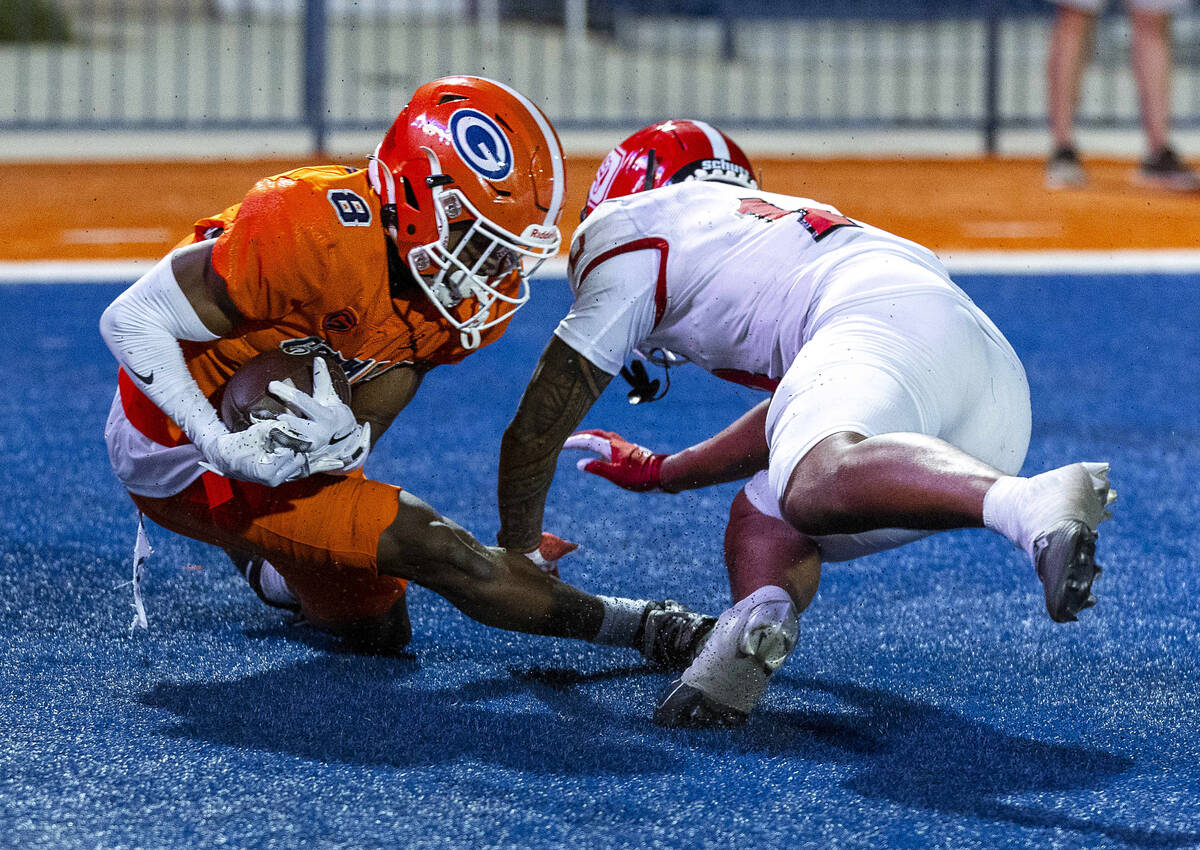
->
<box><xmin>328</xmin><ymin>190</ymin><xmax>373</xmax><ymax>227</ymax></box>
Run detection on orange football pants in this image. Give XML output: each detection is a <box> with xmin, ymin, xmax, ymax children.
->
<box><xmin>130</xmin><ymin>470</ymin><xmax>407</xmax><ymax>630</ymax></box>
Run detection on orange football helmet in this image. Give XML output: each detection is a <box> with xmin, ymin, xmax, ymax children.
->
<box><xmin>368</xmin><ymin>76</ymin><xmax>565</xmax><ymax>349</ymax></box>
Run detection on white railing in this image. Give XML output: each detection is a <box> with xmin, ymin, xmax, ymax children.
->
<box><xmin>3</xmin><ymin>1</ymin><xmax>1198</xmax><ymax>152</ymax></box>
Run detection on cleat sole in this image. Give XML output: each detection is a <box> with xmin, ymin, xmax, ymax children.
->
<box><xmin>653</xmin><ymin>678</ymin><xmax>748</xmax><ymax>729</ymax></box>
<box><xmin>1036</xmin><ymin>520</ymin><xmax>1101</xmax><ymax>623</ymax></box>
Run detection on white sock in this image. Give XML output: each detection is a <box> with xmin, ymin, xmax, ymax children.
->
<box><xmin>982</xmin><ymin>475</ymin><xmax>1029</xmax><ymax>554</ymax></box>
<box><xmin>593</xmin><ymin>595</ymin><xmax>651</xmax><ymax>646</ymax></box>
<box><xmin>680</xmin><ymin>585</ymin><xmax>798</xmax><ymax>715</ymax></box>
<box><xmin>983</xmin><ymin>463</ymin><xmax>1114</xmax><ymax>561</ymax></box>
<box><xmin>258</xmin><ymin>559</ymin><xmax>298</xmax><ymax>608</ymax></box>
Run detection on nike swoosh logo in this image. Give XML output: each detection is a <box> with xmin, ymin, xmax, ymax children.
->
<box><xmin>129</xmin><ymin>366</ymin><xmax>154</xmax><ymax>385</ymax></box>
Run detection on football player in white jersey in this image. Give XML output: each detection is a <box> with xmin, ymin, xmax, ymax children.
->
<box><xmin>496</xmin><ymin>120</ymin><xmax>1116</xmax><ymax>728</ymax></box>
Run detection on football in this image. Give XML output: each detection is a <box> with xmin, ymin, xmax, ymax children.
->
<box><xmin>219</xmin><ymin>348</ymin><xmax>351</xmax><ymax>431</ymax></box>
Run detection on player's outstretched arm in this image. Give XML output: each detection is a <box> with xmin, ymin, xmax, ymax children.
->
<box><xmin>566</xmin><ymin>399</ymin><xmax>773</xmax><ymax>494</ymax></box>
<box><xmin>99</xmin><ymin>240</ymin><xmax>306</xmax><ymax>486</ymax></box>
<box><xmin>660</xmin><ymin>398</ymin><xmax>772</xmax><ymax>490</ymax></box>
<box><xmin>497</xmin><ymin>336</ymin><xmax>613</xmax><ymax>552</ymax></box>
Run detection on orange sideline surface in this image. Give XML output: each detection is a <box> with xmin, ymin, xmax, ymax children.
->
<box><xmin>2</xmin><ymin>156</ymin><xmax>1198</xmax><ymax>261</ymax></box>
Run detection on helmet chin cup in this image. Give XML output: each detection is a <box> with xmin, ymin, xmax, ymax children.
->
<box><xmin>460</xmin><ymin>327</ymin><xmax>482</xmax><ymax>350</ymax></box>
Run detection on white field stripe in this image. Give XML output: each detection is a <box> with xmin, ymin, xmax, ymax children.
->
<box><xmin>0</xmin><ymin>260</ymin><xmax>153</xmax><ymax>283</ymax></box>
<box><xmin>482</xmin><ymin>77</ymin><xmax>566</xmax><ymax>228</ymax></box>
<box><xmin>5</xmin><ymin>251</ymin><xmax>1200</xmax><ymax>285</ymax></box>
<box><xmin>537</xmin><ymin>251</ymin><xmax>1200</xmax><ymax>279</ymax></box>
<box><xmin>689</xmin><ymin>120</ymin><xmax>730</xmax><ymax>160</ymax></box>
<box><xmin>959</xmin><ymin>221</ymin><xmax>1061</xmax><ymax>239</ymax></box>
<box><xmin>62</xmin><ymin>228</ymin><xmax>171</xmax><ymax>245</ymax></box>
<box><xmin>938</xmin><ymin>250</ymin><xmax>1200</xmax><ymax>274</ymax></box>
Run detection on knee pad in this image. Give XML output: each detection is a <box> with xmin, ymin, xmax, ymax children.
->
<box><xmin>742</xmin><ymin>470</ymin><xmax>784</xmax><ymax>520</ymax></box>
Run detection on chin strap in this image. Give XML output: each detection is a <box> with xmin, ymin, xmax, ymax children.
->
<box><xmin>129</xmin><ymin>513</ymin><xmax>153</xmax><ymax>634</ymax></box>
<box><xmin>460</xmin><ymin>327</ymin><xmax>482</xmax><ymax>349</ymax></box>
<box><xmin>642</xmin><ymin>148</ymin><xmax>657</xmax><ymax>192</ymax></box>
<box><xmin>620</xmin><ymin>350</ymin><xmax>673</xmax><ymax>404</ymax></box>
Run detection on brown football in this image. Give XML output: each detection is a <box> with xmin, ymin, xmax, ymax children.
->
<box><xmin>219</xmin><ymin>349</ymin><xmax>351</xmax><ymax>431</ymax></box>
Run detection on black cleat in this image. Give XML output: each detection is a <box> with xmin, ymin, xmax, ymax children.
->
<box><xmin>1035</xmin><ymin>521</ymin><xmax>1101</xmax><ymax>623</ymax></box>
<box><xmin>636</xmin><ymin>601</ymin><xmax>717</xmax><ymax>672</ymax></box>
<box><xmin>334</xmin><ymin>595</ymin><xmax>413</xmax><ymax>656</ymax></box>
<box><xmin>1135</xmin><ymin>146</ymin><xmax>1200</xmax><ymax>192</ymax></box>
<box><xmin>1045</xmin><ymin>146</ymin><xmax>1086</xmax><ymax>189</ymax></box>
<box><xmin>653</xmin><ymin>677</ymin><xmax>748</xmax><ymax>728</ymax></box>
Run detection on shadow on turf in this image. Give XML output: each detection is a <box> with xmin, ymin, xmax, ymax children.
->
<box><xmin>138</xmin><ymin>658</ymin><xmax>1196</xmax><ymax>848</ymax></box>
<box><xmin>139</xmin><ymin>655</ymin><xmax>677</xmax><ymax>776</ymax></box>
<box><xmin>741</xmin><ymin>676</ymin><xmax>1196</xmax><ymax>849</ymax></box>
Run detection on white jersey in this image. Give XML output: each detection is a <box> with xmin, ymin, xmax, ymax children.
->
<box><xmin>555</xmin><ymin>181</ymin><xmax>972</xmax><ymax>385</ymax></box>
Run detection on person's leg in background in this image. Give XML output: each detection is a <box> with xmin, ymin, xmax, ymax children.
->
<box><xmin>1046</xmin><ymin>1</ymin><xmax>1098</xmax><ymax>187</ymax></box>
<box><xmin>1129</xmin><ymin>2</ymin><xmax>1200</xmax><ymax>189</ymax></box>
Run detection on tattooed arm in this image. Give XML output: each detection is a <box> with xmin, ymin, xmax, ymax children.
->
<box><xmin>497</xmin><ymin>335</ymin><xmax>614</xmax><ymax>551</ymax></box>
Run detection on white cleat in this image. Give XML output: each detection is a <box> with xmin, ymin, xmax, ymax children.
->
<box><xmin>653</xmin><ymin>586</ymin><xmax>798</xmax><ymax>728</ymax></box>
<box><xmin>1023</xmin><ymin>462</ymin><xmax>1116</xmax><ymax>622</ymax></box>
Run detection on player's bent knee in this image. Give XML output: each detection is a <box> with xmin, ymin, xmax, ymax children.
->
<box><xmin>779</xmin><ymin>431</ymin><xmax>866</xmax><ymax>536</ymax></box>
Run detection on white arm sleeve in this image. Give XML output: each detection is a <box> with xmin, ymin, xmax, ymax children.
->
<box><xmin>553</xmin><ymin>248</ymin><xmax>659</xmax><ymax>376</ymax></box>
<box><xmin>98</xmin><ymin>251</ymin><xmax>227</xmax><ymax>454</ymax></box>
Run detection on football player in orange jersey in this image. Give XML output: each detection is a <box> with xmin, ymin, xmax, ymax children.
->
<box><xmin>99</xmin><ymin>76</ymin><xmax>715</xmax><ymax>668</ymax></box>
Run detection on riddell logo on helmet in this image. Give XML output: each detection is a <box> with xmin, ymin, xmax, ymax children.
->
<box><xmin>449</xmin><ymin>109</ymin><xmax>513</xmax><ymax>181</ymax></box>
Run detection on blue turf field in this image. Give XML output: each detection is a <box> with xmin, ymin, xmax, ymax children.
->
<box><xmin>1</xmin><ymin>273</ymin><xmax>1198</xmax><ymax>849</ymax></box>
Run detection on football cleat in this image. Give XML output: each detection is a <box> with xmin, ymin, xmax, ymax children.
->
<box><xmin>1045</xmin><ymin>146</ymin><xmax>1087</xmax><ymax>190</ymax></box>
<box><xmin>654</xmin><ymin>586</ymin><xmax>798</xmax><ymax>728</ymax></box>
<box><xmin>636</xmin><ymin>601</ymin><xmax>717</xmax><ymax>672</ymax></box>
<box><xmin>226</xmin><ymin>548</ymin><xmax>300</xmax><ymax>613</ymax></box>
<box><xmin>654</xmin><ymin>678</ymin><xmax>749</xmax><ymax>728</ymax></box>
<box><xmin>1134</xmin><ymin>146</ymin><xmax>1200</xmax><ymax>192</ymax></box>
<box><xmin>334</xmin><ymin>595</ymin><xmax>413</xmax><ymax>656</ymax></box>
<box><xmin>1026</xmin><ymin>463</ymin><xmax>1115</xmax><ymax>622</ymax></box>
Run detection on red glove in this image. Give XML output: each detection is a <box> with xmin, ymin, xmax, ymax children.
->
<box><xmin>526</xmin><ymin>532</ymin><xmax>579</xmax><ymax>579</ymax></box>
<box><xmin>563</xmin><ymin>429</ymin><xmax>667</xmax><ymax>492</ymax></box>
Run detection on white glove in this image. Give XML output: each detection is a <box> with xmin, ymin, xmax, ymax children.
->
<box><xmin>197</xmin><ymin>417</ymin><xmax>309</xmax><ymax>486</ymax></box>
<box><xmin>268</xmin><ymin>358</ymin><xmax>370</xmax><ymax>476</ymax></box>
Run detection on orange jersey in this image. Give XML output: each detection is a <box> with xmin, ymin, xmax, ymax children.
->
<box><xmin>185</xmin><ymin>164</ymin><xmax>516</xmax><ymax>395</ymax></box>
<box><xmin>130</xmin><ymin>164</ymin><xmax>519</xmax><ymax>445</ymax></box>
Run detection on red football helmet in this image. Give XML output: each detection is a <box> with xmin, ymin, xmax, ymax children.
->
<box><xmin>582</xmin><ymin>119</ymin><xmax>757</xmax><ymax>220</ymax></box>
<box><xmin>368</xmin><ymin>76</ymin><xmax>565</xmax><ymax>348</ymax></box>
